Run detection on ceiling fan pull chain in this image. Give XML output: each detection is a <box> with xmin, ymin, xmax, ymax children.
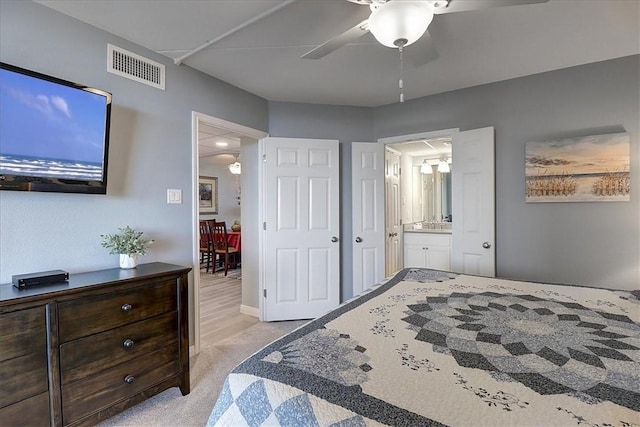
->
<box><xmin>399</xmin><ymin>44</ymin><xmax>404</xmax><ymax>103</ymax></box>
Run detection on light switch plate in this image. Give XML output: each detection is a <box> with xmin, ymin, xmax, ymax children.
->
<box><xmin>167</xmin><ymin>189</ymin><xmax>182</xmax><ymax>204</ymax></box>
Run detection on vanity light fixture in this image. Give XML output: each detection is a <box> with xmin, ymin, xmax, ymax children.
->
<box><xmin>420</xmin><ymin>160</ymin><xmax>432</xmax><ymax>174</ymax></box>
<box><xmin>438</xmin><ymin>160</ymin><xmax>450</xmax><ymax>173</ymax></box>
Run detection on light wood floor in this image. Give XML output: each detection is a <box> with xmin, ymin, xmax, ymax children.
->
<box><xmin>199</xmin><ymin>268</ymin><xmax>260</xmax><ymax>348</ymax></box>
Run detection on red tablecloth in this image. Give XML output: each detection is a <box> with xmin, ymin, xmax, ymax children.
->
<box><xmin>227</xmin><ymin>231</ymin><xmax>241</xmax><ymax>253</ymax></box>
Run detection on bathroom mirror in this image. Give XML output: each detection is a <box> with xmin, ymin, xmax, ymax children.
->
<box><xmin>388</xmin><ymin>137</ymin><xmax>452</xmax><ymax>226</ymax></box>
<box><xmin>414</xmin><ymin>165</ymin><xmax>453</xmax><ymax>222</ymax></box>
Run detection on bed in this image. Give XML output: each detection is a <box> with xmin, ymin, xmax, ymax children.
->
<box><xmin>207</xmin><ymin>268</ymin><xmax>639</xmax><ymax>426</ymax></box>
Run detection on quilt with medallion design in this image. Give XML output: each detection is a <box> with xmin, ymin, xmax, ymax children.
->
<box><xmin>207</xmin><ymin>269</ymin><xmax>639</xmax><ymax>426</ymax></box>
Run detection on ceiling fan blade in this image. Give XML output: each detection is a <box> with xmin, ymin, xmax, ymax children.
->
<box><xmin>434</xmin><ymin>0</ymin><xmax>550</xmax><ymax>14</ymax></box>
<box><xmin>406</xmin><ymin>29</ymin><xmax>439</xmax><ymax>68</ymax></box>
<box><xmin>302</xmin><ymin>19</ymin><xmax>369</xmax><ymax>59</ymax></box>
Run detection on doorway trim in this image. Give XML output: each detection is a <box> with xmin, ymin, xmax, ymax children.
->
<box><xmin>377</xmin><ymin>128</ymin><xmax>460</xmax><ymax>278</ymax></box>
<box><xmin>191</xmin><ymin>111</ymin><xmax>267</xmax><ymax>355</ymax></box>
<box><xmin>377</xmin><ymin>128</ymin><xmax>460</xmax><ymax>145</ymax></box>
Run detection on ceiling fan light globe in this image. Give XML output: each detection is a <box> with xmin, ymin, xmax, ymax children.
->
<box><xmin>368</xmin><ymin>1</ymin><xmax>434</xmax><ymax>48</ymax></box>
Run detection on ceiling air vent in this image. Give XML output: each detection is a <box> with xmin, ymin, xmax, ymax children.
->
<box><xmin>107</xmin><ymin>44</ymin><xmax>165</xmax><ymax>90</ymax></box>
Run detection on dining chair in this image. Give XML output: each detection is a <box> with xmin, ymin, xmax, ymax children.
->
<box><xmin>211</xmin><ymin>221</ymin><xmax>240</xmax><ymax>276</ymax></box>
<box><xmin>199</xmin><ymin>220</ymin><xmax>213</xmax><ymax>273</ymax></box>
<box><xmin>204</xmin><ymin>219</ymin><xmax>216</xmax><ymax>232</ymax></box>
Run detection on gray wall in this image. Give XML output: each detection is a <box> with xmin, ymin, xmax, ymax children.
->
<box><xmin>268</xmin><ymin>102</ymin><xmax>375</xmax><ymax>302</ymax></box>
<box><xmin>374</xmin><ymin>55</ymin><xmax>639</xmax><ymax>290</ymax></box>
<box><xmin>2</xmin><ymin>1</ymin><xmax>637</xmax><ymax>325</ymax></box>
<box><xmin>0</xmin><ymin>1</ymin><xmax>269</xmax><ymax>339</ymax></box>
<box><xmin>264</xmin><ymin>57</ymin><xmax>639</xmax><ymax>302</ymax></box>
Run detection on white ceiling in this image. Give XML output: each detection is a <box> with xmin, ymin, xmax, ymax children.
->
<box><xmin>198</xmin><ymin>122</ymin><xmax>241</xmax><ymax>164</ymax></box>
<box><xmin>34</xmin><ymin>0</ymin><xmax>639</xmax><ymax>162</ymax></box>
<box><xmin>390</xmin><ymin>137</ymin><xmax>452</xmax><ymax>158</ymax></box>
<box><xmin>36</xmin><ymin>0</ymin><xmax>639</xmax><ymax>109</ymax></box>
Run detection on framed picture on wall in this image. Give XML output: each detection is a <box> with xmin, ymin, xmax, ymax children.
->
<box><xmin>525</xmin><ymin>132</ymin><xmax>630</xmax><ymax>203</ymax></box>
<box><xmin>199</xmin><ymin>176</ymin><xmax>218</xmax><ymax>214</ymax></box>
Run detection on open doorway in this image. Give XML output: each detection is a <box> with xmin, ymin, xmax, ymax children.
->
<box><xmin>198</xmin><ymin>123</ymin><xmax>247</xmax><ymax>346</ymax></box>
<box><xmin>379</xmin><ymin>127</ymin><xmax>496</xmax><ymax>278</ymax></box>
<box><xmin>191</xmin><ymin>112</ymin><xmax>267</xmax><ymax>354</ymax></box>
<box><xmin>387</xmin><ymin>137</ymin><xmax>453</xmax><ymax>221</ymax></box>
<box><xmin>379</xmin><ymin>129</ymin><xmax>457</xmax><ymax>275</ymax></box>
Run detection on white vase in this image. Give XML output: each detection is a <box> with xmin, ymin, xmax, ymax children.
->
<box><xmin>119</xmin><ymin>254</ymin><xmax>139</xmax><ymax>269</ymax></box>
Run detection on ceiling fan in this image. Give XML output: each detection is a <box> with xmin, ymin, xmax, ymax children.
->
<box><xmin>302</xmin><ymin>0</ymin><xmax>550</xmax><ymax>63</ymax></box>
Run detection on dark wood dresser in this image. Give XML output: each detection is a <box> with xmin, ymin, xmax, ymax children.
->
<box><xmin>0</xmin><ymin>262</ymin><xmax>191</xmax><ymax>427</ymax></box>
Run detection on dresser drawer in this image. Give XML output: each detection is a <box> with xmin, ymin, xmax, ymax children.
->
<box><xmin>60</xmin><ymin>311</ymin><xmax>178</xmax><ymax>384</ymax></box>
<box><xmin>0</xmin><ymin>391</ymin><xmax>50</xmax><ymax>427</ymax></box>
<box><xmin>0</xmin><ymin>305</ymin><xmax>46</xmax><ymax>362</ymax></box>
<box><xmin>0</xmin><ymin>349</ymin><xmax>48</xmax><ymax>409</ymax></box>
<box><xmin>58</xmin><ymin>279</ymin><xmax>177</xmax><ymax>342</ymax></box>
<box><xmin>61</xmin><ymin>346</ymin><xmax>179</xmax><ymax>425</ymax></box>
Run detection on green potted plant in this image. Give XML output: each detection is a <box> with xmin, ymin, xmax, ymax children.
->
<box><xmin>101</xmin><ymin>226</ymin><xmax>154</xmax><ymax>269</ymax></box>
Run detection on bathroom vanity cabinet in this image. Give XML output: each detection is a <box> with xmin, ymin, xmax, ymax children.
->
<box><xmin>403</xmin><ymin>231</ymin><xmax>451</xmax><ymax>271</ymax></box>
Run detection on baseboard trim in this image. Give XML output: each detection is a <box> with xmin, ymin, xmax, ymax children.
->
<box><xmin>240</xmin><ymin>304</ymin><xmax>259</xmax><ymax>318</ymax></box>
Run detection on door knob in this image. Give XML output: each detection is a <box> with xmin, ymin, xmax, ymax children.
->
<box><xmin>482</xmin><ymin>241</ymin><xmax>492</xmax><ymax>249</ymax></box>
<box><xmin>331</xmin><ymin>236</ymin><xmax>339</xmax><ymax>242</ymax></box>
<box><xmin>355</xmin><ymin>237</ymin><xmax>363</xmax><ymax>243</ymax></box>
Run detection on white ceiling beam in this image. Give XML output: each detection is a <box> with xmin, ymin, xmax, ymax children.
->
<box><xmin>174</xmin><ymin>0</ymin><xmax>298</xmax><ymax>65</ymax></box>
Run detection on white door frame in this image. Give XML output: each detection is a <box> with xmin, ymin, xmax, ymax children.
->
<box><xmin>377</xmin><ymin>129</ymin><xmax>460</xmax><ymax>146</ymax></box>
<box><xmin>191</xmin><ymin>111</ymin><xmax>267</xmax><ymax>356</ymax></box>
<box><xmin>377</xmin><ymin>128</ymin><xmax>460</xmax><ymax>274</ymax></box>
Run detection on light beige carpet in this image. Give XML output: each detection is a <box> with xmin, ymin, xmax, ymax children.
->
<box><xmin>97</xmin><ymin>320</ymin><xmax>306</xmax><ymax>427</ymax></box>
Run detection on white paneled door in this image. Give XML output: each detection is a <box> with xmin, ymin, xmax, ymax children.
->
<box><xmin>261</xmin><ymin>137</ymin><xmax>340</xmax><ymax>321</ymax></box>
<box><xmin>451</xmin><ymin>127</ymin><xmax>496</xmax><ymax>277</ymax></box>
<box><xmin>385</xmin><ymin>148</ymin><xmax>402</xmax><ymax>276</ymax></box>
<box><xmin>351</xmin><ymin>142</ymin><xmax>385</xmax><ymax>296</ymax></box>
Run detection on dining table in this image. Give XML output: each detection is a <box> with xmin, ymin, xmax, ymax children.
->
<box><xmin>227</xmin><ymin>230</ymin><xmax>241</xmax><ymax>253</ymax></box>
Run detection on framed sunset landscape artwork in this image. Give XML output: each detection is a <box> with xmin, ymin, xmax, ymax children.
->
<box><xmin>525</xmin><ymin>132</ymin><xmax>630</xmax><ymax>203</ymax></box>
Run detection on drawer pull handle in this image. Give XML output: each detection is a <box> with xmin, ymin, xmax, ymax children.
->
<box><xmin>123</xmin><ymin>339</ymin><xmax>135</xmax><ymax>349</ymax></box>
<box><xmin>124</xmin><ymin>375</ymin><xmax>135</xmax><ymax>384</ymax></box>
<box><xmin>121</xmin><ymin>303</ymin><xmax>132</xmax><ymax>312</ymax></box>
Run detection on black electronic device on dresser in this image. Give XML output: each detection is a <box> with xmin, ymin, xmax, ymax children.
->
<box><xmin>0</xmin><ymin>262</ymin><xmax>191</xmax><ymax>427</ymax></box>
<box><xmin>12</xmin><ymin>269</ymin><xmax>69</xmax><ymax>289</ymax></box>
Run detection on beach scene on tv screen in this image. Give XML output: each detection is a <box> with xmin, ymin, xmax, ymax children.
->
<box><xmin>0</xmin><ymin>68</ymin><xmax>108</xmax><ymax>182</ymax></box>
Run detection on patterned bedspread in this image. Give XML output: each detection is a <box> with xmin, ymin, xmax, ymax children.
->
<box><xmin>207</xmin><ymin>269</ymin><xmax>640</xmax><ymax>426</ymax></box>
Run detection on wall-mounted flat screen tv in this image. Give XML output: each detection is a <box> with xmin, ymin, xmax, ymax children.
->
<box><xmin>0</xmin><ymin>62</ymin><xmax>112</xmax><ymax>194</ymax></box>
